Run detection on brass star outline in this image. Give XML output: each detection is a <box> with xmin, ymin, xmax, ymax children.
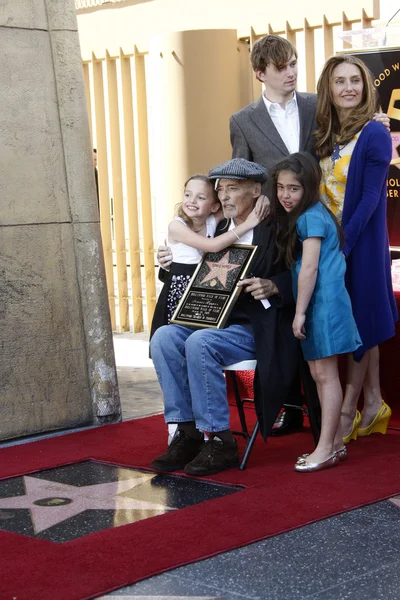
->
<box><xmin>200</xmin><ymin>252</ymin><xmax>241</xmax><ymax>288</ymax></box>
<box><xmin>0</xmin><ymin>473</ymin><xmax>175</xmax><ymax>533</ymax></box>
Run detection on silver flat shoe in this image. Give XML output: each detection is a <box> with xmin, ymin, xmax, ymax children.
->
<box><xmin>334</xmin><ymin>446</ymin><xmax>348</xmax><ymax>462</ymax></box>
<box><xmin>294</xmin><ymin>453</ymin><xmax>339</xmax><ymax>473</ymax></box>
<box><xmin>299</xmin><ymin>447</ymin><xmax>347</xmax><ymax>462</ymax></box>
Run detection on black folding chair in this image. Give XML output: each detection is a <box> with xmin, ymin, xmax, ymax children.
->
<box><xmin>224</xmin><ymin>359</ymin><xmax>321</xmax><ymax>470</ymax></box>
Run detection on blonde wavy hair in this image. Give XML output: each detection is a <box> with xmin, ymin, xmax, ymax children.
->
<box><xmin>314</xmin><ymin>54</ymin><xmax>379</xmax><ymax>159</ymax></box>
<box><xmin>175</xmin><ymin>174</ymin><xmax>219</xmax><ymax>228</ymax></box>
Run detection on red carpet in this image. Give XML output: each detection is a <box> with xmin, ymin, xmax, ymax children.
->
<box><xmin>1</xmin><ymin>412</ymin><xmax>400</xmax><ymax>600</ymax></box>
<box><xmin>227</xmin><ymin>288</ymin><xmax>400</xmax><ymax>429</ymax></box>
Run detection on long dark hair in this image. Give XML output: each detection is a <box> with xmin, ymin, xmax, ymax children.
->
<box><xmin>270</xmin><ymin>152</ymin><xmax>344</xmax><ymax>267</ymax></box>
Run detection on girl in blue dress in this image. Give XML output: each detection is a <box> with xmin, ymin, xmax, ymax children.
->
<box><xmin>271</xmin><ymin>152</ymin><xmax>361</xmax><ymax>473</ymax></box>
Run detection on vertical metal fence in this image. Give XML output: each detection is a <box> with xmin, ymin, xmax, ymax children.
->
<box><xmin>83</xmin><ymin>49</ymin><xmax>156</xmax><ymax>333</ymax></box>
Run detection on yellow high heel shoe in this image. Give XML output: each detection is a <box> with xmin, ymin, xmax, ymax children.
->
<box><xmin>358</xmin><ymin>401</ymin><xmax>392</xmax><ymax>437</ymax></box>
<box><xmin>342</xmin><ymin>410</ymin><xmax>362</xmax><ymax>444</ymax></box>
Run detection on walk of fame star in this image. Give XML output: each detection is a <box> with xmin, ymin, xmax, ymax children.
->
<box><xmin>0</xmin><ymin>473</ymin><xmax>175</xmax><ymax>533</ymax></box>
<box><xmin>200</xmin><ymin>252</ymin><xmax>241</xmax><ymax>288</ymax></box>
<box><xmin>389</xmin><ymin>495</ymin><xmax>400</xmax><ymax>510</ymax></box>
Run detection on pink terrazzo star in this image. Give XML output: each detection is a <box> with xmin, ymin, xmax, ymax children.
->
<box><xmin>201</xmin><ymin>252</ymin><xmax>241</xmax><ymax>288</ymax></box>
<box><xmin>0</xmin><ymin>473</ymin><xmax>175</xmax><ymax>533</ymax></box>
<box><xmin>389</xmin><ymin>495</ymin><xmax>400</xmax><ymax>510</ymax></box>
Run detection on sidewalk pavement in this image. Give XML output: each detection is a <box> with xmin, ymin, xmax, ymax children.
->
<box><xmin>113</xmin><ymin>332</ymin><xmax>164</xmax><ymax>421</ymax></box>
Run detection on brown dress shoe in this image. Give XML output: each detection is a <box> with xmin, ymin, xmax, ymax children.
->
<box><xmin>150</xmin><ymin>430</ymin><xmax>204</xmax><ymax>472</ymax></box>
<box><xmin>184</xmin><ymin>436</ymin><xmax>239</xmax><ymax>476</ymax></box>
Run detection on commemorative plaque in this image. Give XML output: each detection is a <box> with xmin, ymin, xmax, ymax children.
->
<box><xmin>170</xmin><ymin>244</ymin><xmax>258</xmax><ymax>329</ymax></box>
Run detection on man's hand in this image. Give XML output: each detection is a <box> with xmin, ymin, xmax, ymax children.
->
<box><xmin>292</xmin><ymin>313</ymin><xmax>306</xmax><ymax>339</ymax></box>
<box><xmin>237</xmin><ymin>277</ymin><xmax>278</xmax><ymax>300</ymax></box>
<box><xmin>157</xmin><ymin>240</ymin><xmax>173</xmax><ymax>270</ymax></box>
<box><xmin>373</xmin><ymin>112</ymin><xmax>390</xmax><ymax>131</ymax></box>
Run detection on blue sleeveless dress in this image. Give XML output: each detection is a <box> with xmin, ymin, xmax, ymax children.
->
<box><xmin>292</xmin><ymin>202</ymin><xmax>361</xmax><ymax>360</ymax></box>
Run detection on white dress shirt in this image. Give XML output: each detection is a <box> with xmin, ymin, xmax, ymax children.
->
<box><xmin>262</xmin><ymin>92</ymin><xmax>300</xmax><ymax>154</ymax></box>
<box><xmin>229</xmin><ymin>220</ymin><xmax>253</xmax><ymax>245</ymax></box>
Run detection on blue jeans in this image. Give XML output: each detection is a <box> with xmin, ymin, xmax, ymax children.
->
<box><xmin>150</xmin><ymin>324</ymin><xmax>256</xmax><ymax>432</ymax></box>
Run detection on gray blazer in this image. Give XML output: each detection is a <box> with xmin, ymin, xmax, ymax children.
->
<box><xmin>230</xmin><ymin>92</ymin><xmax>318</xmax><ymax>186</ymax></box>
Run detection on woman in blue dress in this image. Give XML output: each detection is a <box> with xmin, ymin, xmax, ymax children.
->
<box><xmin>271</xmin><ymin>152</ymin><xmax>361</xmax><ymax>472</ymax></box>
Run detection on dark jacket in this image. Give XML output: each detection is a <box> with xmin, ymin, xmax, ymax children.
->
<box><xmin>216</xmin><ymin>218</ymin><xmax>300</xmax><ymax>439</ymax></box>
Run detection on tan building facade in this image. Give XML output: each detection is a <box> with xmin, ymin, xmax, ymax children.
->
<box><xmin>74</xmin><ymin>0</ymin><xmax>399</xmax><ymax>333</ymax></box>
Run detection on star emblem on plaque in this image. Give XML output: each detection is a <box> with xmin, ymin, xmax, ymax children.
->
<box><xmin>201</xmin><ymin>252</ymin><xmax>242</xmax><ymax>288</ymax></box>
<box><xmin>171</xmin><ymin>244</ymin><xmax>257</xmax><ymax>329</ymax></box>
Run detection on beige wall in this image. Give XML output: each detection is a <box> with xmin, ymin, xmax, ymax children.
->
<box><xmin>77</xmin><ymin>0</ymin><xmax>385</xmax><ymax>229</ymax></box>
<box><xmin>75</xmin><ymin>0</ymin><xmax>400</xmax><ymax>332</ymax></box>
<box><xmin>76</xmin><ymin>0</ymin><xmax>380</xmax><ymax>58</ymax></box>
<box><xmin>148</xmin><ymin>29</ymin><xmax>243</xmax><ymax>219</ymax></box>
<box><xmin>0</xmin><ymin>0</ymin><xmax>120</xmax><ymax>440</ymax></box>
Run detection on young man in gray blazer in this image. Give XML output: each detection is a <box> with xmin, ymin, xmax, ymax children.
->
<box><xmin>230</xmin><ymin>35</ymin><xmax>317</xmax><ymax>435</ymax></box>
<box><xmin>230</xmin><ymin>35</ymin><xmax>317</xmax><ymax>187</ymax></box>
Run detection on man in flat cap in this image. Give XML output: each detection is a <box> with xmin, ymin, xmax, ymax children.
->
<box><xmin>150</xmin><ymin>158</ymin><xmax>299</xmax><ymax>476</ymax></box>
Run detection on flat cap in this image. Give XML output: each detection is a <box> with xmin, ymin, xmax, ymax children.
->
<box><xmin>208</xmin><ymin>158</ymin><xmax>267</xmax><ymax>183</ymax></box>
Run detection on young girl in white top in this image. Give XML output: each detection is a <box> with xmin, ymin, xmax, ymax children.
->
<box><xmin>150</xmin><ymin>173</ymin><xmax>267</xmax><ymax>337</ymax></box>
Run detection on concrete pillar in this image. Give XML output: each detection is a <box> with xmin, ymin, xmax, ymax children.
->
<box><xmin>0</xmin><ymin>0</ymin><xmax>120</xmax><ymax>441</ymax></box>
<box><xmin>148</xmin><ymin>29</ymin><xmax>242</xmax><ymax>223</ymax></box>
